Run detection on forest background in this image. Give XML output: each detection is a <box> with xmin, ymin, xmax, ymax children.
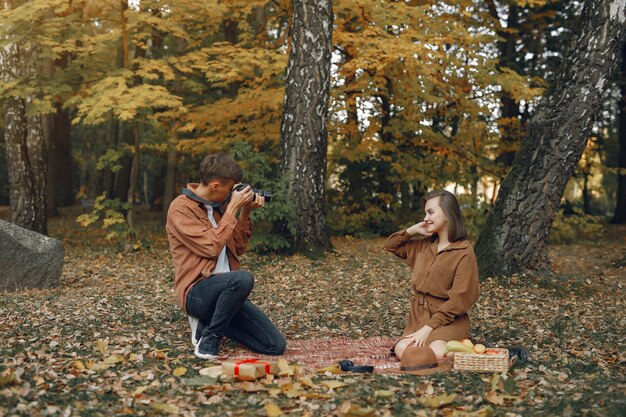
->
<box><xmin>1</xmin><ymin>0</ymin><xmax>624</xmax><ymax>253</ymax></box>
<box><xmin>1</xmin><ymin>1</ymin><xmax>625</xmax><ymax>416</ymax></box>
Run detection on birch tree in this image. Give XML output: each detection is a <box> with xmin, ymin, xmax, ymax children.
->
<box><xmin>475</xmin><ymin>0</ymin><xmax>626</xmax><ymax>276</ymax></box>
<box><xmin>1</xmin><ymin>0</ymin><xmax>48</xmax><ymax>234</ymax></box>
<box><xmin>279</xmin><ymin>0</ymin><xmax>333</xmax><ymax>253</ymax></box>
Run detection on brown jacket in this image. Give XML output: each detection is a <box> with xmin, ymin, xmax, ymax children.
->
<box><xmin>166</xmin><ymin>183</ymin><xmax>252</xmax><ymax>313</ymax></box>
<box><xmin>385</xmin><ymin>230</ymin><xmax>479</xmax><ymax>330</ymax></box>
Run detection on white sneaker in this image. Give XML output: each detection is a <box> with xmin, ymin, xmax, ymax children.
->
<box><xmin>188</xmin><ymin>315</ymin><xmax>200</xmax><ymax>347</ymax></box>
<box><xmin>194</xmin><ymin>333</ymin><xmax>221</xmax><ymax>360</ymax></box>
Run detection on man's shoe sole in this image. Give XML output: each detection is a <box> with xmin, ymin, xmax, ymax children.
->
<box><xmin>194</xmin><ymin>346</ymin><xmax>218</xmax><ymax>360</ymax></box>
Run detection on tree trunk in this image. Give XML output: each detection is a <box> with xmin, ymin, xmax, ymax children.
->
<box><xmin>112</xmin><ymin>0</ymin><xmax>132</xmax><ymax>204</ymax></box>
<box><xmin>475</xmin><ymin>0</ymin><xmax>625</xmax><ymax>277</ymax></box>
<box><xmin>102</xmin><ymin>116</ymin><xmax>118</xmax><ymax>198</ymax></box>
<box><xmin>2</xmin><ymin>34</ymin><xmax>48</xmax><ymax>235</ymax></box>
<box><xmin>161</xmin><ymin>38</ymin><xmax>184</xmax><ymax>222</ymax></box>
<box><xmin>52</xmin><ymin>108</ymin><xmax>73</xmax><ymax>206</ymax></box>
<box><xmin>279</xmin><ymin>0</ymin><xmax>333</xmax><ymax>253</ymax></box>
<box><xmin>162</xmin><ymin>136</ymin><xmax>178</xmax><ymax>222</ymax></box>
<box><xmin>26</xmin><ymin>104</ymin><xmax>48</xmax><ymax>234</ymax></box>
<box><xmin>612</xmin><ymin>43</ymin><xmax>626</xmax><ymax>223</ymax></box>
<box><xmin>487</xmin><ymin>0</ymin><xmax>522</xmax><ymax>169</ymax></box>
<box><xmin>41</xmin><ymin>56</ymin><xmax>57</xmax><ymax>217</ymax></box>
<box><xmin>582</xmin><ymin>171</ymin><xmax>592</xmax><ymax>214</ymax></box>
<box><xmin>42</xmin><ymin>112</ymin><xmax>57</xmax><ymax>217</ymax></box>
<box><xmin>5</xmin><ymin>97</ymin><xmax>36</xmax><ymax>230</ymax></box>
<box><xmin>126</xmin><ymin>122</ymin><xmax>139</xmax><ymax>231</ymax></box>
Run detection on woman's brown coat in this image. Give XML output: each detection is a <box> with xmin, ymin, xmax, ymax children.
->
<box><xmin>385</xmin><ymin>230</ymin><xmax>480</xmax><ymax>343</ymax></box>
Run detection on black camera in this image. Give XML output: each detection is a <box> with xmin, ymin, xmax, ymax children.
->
<box><xmin>234</xmin><ymin>183</ymin><xmax>272</xmax><ymax>203</ymax></box>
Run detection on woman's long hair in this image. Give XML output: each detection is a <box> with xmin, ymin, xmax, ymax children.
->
<box><xmin>422</xmin><ymin>190</ymin><xmax>467</xmax><ymax>242</ymax></box>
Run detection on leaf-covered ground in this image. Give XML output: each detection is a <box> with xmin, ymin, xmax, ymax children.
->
<box><xmin>1</xmin><ymin>208</ymin><xmax>624</xmax><ymax>416</ymax></box>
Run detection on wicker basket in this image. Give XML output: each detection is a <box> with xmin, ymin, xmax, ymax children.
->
<box><xmin>453</xmin><ymin>348</ymin><xmax>509</xmax><ymax>373</ymax></box>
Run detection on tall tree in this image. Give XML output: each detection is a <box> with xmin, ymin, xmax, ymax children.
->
<box><xmin>1</xmin><ymin>1</ymin><xmax>48</xmax><ymax>234</ymax></box>
<box><xmin>612</xmin><ymin>43</ymin><xmax>626</xmax><ymax>224</ymax></box>
<box><xmin>475</xmin><ymin>0</ymin><xmax>626</xmax><ymax>276</ymax></box>
<box><xmin>279</xmin><ymin>0</ymin><xmax>333</xmax><ymax>253</ymax></box>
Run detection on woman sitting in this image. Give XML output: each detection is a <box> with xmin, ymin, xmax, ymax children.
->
<box><xmin>385</xmin><ymin>190</ymin><xmax>479</xmax><ymax>361</ymax></box>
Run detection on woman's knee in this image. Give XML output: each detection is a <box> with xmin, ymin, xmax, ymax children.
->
<box><xmin>394</xmin><ymin>338</ymin><xmax>411</xmax><ymax>359</ymax></box>
<box><xmin>428</xmin><ymin>340</ymin><xmax>448</xmax><ymax>360</ymax></box>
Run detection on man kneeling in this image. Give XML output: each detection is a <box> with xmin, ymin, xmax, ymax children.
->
<box><xmin>166</xmin><ymin>153</ymin><xmax>286</xmax><ymax>359</ymax></box>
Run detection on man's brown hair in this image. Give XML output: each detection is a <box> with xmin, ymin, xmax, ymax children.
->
<box><xmin>199</xmin><ymin>153</ymin><xmax>243</xmax><ymax>185</ymax></box>
<box><xmin>422</xmin><ymin>190</ymin><xmax>467</xmax><ymax>242</ymax></box>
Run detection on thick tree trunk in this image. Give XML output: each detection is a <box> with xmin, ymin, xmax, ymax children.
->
<box><xmin>26</xmin><ymin>106</ymin><xmax>47</xmax><ymax>234</ymax></box>
<box><xmin>475</xmin><ymin>0</ymin><xmax>625</xmax><ymax>277</ymax></box>
<box><xmin>2</xmin><ymin>36</ymin><xmax>47</xmax><ymax>235</ymax></box>
<box><xmin>279</xmin><ymin>0</ymin><xmax>333</xmax><ymax>253</ymax></box>
<box><xmin>612</xmin><ymin>43</ymin><xmax>626</xmax><ymax>223</ymax></box>
<box><xmin>5</xmin><ymin>98</ymin><xmax>36</xmax><ymax>229</ymax></box>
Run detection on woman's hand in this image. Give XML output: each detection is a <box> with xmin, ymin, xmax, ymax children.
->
<box><xmin>406</xmin><ymin>222</ymin><xmax>432</xmax><ymax>237</ymax></box>
<box><xmin>403</xmin><ymin>325</ymin><xmax>433</xmax><ymax>347</ymax></box>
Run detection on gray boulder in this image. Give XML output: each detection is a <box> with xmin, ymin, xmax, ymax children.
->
<box><xmin>0</xmin><ymin>219</ymin><xmax>64</xmax><ymax>291</ymax></box>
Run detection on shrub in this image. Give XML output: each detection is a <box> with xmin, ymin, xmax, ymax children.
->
<box><xmin>229</xmin><ymin>142</ymin><xmax>295</xmax><ymax>253</ymax></box>
<box><xmin>548</xmin><ymin>207</ymin><xmax>606</xmax><ymax>244</ymax></box>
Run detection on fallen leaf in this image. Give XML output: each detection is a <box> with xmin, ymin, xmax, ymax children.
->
<box><xmin>268</xmin><ymin>388</ymin><xmax>282</xmax><ymax>397</ymax></box>
<box><xmin>151</xmin><ymin>402</ymin><xmax>180</xmax><ymax>414</ymax></box>
<box><xmin>277</xmin><ymin>359</ymin><xmax>296</xmax><ymax>376</ymax></box>
<box><xmin>418</xmin><ymin>393</ymin><xmax>456</xmax><ymax>408</ymax></box>
<box><xmin>132</xmin><ymin>386</ymin><xmax>149</xmax><ymax>397</ymax></box>
<box><xmin>315</xmin><ymin>364</ymin><xmax>342</xmax><ymax>374</ymax></box>
<box><xmin>173</xmin><ymin>367</ymin><xmax>187</xmax><ymax>377</ymax></box>
<box><xmin>452</xmin><ymin>406</ymin><xmax>495</xmax><ymax>417</ymax></box>
<box><xmin>374</xmin><ymin>389</ymin><xmax>394</xmax><ymax>397</ymax></box>
<box><xmin>489</xmin><ymin>374</ymin><xmax>501</xmax><ymax>392</ymax></box>
<box><xmin>152</xmin><ymin>351</ymin><xmax>167</xmax><ymax>360</ymax></box>
<box><xmin>238</xmin><ymin>381</ymin><xmax>267</xmax><ymax>392</ymax></box>
<box><xmin>337</xmin><ymin>401</ymin><xmax>376</xmax><ymax>417</ymax></box>
<box><xmin>90</xmin><ymin>363</ymin><xmax>111</xmax><ymax>372</ymax></box>
<box><xmin>182</xmin><ymin>376</ymin><xmax>218</xmax><ymax>387</ymax></box>
<box><xmin>280</xmin><ymin>382</ymin><xmax>305</xmax><ymax>398</ymax></box>
<box><xmin>264</xmin><ymin>402</ymin><xmax>283</xmax><ymax>417</ymax></box>
<box><xmin>0</xmin><ymin>370</ymin><xmax>18</xmax><ymax>387</ymax></box>
<box><xmin>102</xmin><ymin>355</ymin><xmax>123</xmax><ymax>365</ymax></box>
<box><xmin>321</xmin><ymin>380</ymin><xmax>348</xmax><ymax>390</ymax></box>
<box><xmin>199</xmin><ymin>366</ymin><xmax>222</xmax><ymax>378</ymax></box>
<box><xmin>298</xmin><ymin>376</ymin><xmax>316</xmax><ymax>388</ymax></box>
<box><xmin>485</xmin><ymin>391</ymin><xmax>504</xmax><ymax>406</ymax></box>
<box><xmin>95</xmin><ymin>339</ymin><xmax>107</xmax><ymax>355</ymax></box>
<box><xmin>70</xmin><ymin>361</ymin><xmax>85</xmax><ymax>371</ymax></box>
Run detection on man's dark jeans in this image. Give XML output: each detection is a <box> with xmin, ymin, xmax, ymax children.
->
<box><xmin>186</xmin><ymin>270</ymin><xmax>286</xmax><ymax>355</ymax></box>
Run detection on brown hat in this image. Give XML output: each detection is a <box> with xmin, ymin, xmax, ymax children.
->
<box><xmin>399</xmin><ymin>346</ymin><xmax>452</xmax><ymax>376</ymax></box>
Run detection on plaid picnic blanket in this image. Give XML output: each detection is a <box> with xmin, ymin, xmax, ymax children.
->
<box><xmin>221</xmin><ymin>336</ymin><xmax>402</xmax><ymax>373</ymax></box>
